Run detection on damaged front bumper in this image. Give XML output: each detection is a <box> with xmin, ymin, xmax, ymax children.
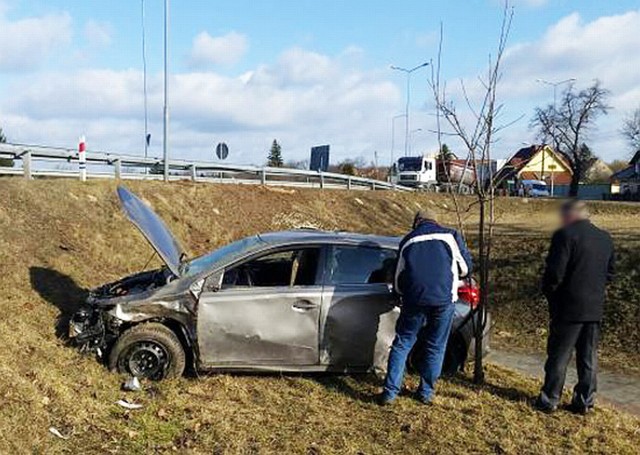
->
<box><xmin>68</xmin><ymin>303</ymin><xmax>122</xmax><ymax>356</ymax></box>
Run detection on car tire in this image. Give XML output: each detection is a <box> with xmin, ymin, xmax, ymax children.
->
<box><xmin>408</xmin><ymin>333</ymin><xmax>467</xmax><ymax>376</ymax></box>
<box><xmin>108</xmin><ymin>322</ymin><xmax>186</xmax><ymax>381</ymax></box>
<box><xmin>442</xmin><ymin>336</ymin><xmax>467</xmax><ymax>376</ymax></box>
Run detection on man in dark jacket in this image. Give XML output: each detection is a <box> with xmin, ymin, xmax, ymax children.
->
<box><xmin>536</xmin><ymin>200</ymin><xmax>615</xmax><ymax>414</ymax></box>
<box><xmin>379</xmin><ymin>209</ymin><xmax>472</xmax><ymax>405</ymax></box>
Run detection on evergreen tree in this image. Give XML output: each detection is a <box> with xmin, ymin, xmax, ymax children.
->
<box><xmin>267</xmin><ymin>140</ymin><xmax>284</xmax><ymax>167</ymax></box>
<box><xmin>439</xmin><ymin>143</ymin><xmax>454</xmax><ymax>161</ymax></box>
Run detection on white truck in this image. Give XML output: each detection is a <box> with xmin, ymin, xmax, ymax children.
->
<box><xmin>391</xmin><ymin>154</ymin><xmax>476</xmax><ymax>193</ymax></box>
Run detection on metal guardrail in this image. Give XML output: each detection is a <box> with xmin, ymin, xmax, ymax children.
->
<box><xmin>0</xmin><ymin>143</ymin><xmax>412</xmax><ymax>192</ymax></box>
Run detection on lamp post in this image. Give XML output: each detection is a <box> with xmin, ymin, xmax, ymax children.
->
<box><xmin>409</xmin><ymin>128</ymin><xmax>423</xmax><ymax>155</ymax></box>
<box><xmin>162</xmin><ymin>0</ymin><xmax>170</xmax><ymax>182</ymax></box>
<box><xmin>536</xmin><ymin>78</ymin><xmax>576</xmax><ymax>145</ymax></box>
<box><xmin>390</xmin><ymin>113</ymin><xmax>406</xmax><ymax>166</ymax></box>
<box><xmin>536</xmin><ymin>78</ymin><xmax>575</xmax><ymax>189</ymax></box>
<box><xmin>391</xmin><ymin>62</ymin><xmax>429</xmax><ymax>157</ymax></box>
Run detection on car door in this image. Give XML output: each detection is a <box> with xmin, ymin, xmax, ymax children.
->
<box><xmin>320</xmin><ymin>245</ymin><xmax>400</xmax><ymax>371</ymax></box>
<box><xmin>197</xmin><ymin>247</ymin><xmax>323</xmax><ymax>368</ymax></box>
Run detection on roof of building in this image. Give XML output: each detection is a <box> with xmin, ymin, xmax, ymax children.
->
<box><xmin>610</xmin><ymin>150</ymin><xmax>640</xmax><ymax>182</ymax></box>
<box><xmin>494</xmin><ymin>145</ymin><xmax>572</xmax><ymax>185</ymax></box>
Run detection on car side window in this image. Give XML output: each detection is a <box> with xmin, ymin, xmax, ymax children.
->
<box><xmin>326</xmin><ymin>246</ymin><xmax>397</xmax><ymax>285</ymax></box>
<box><xmin>222</xmin><ymin>248</ymin><xmax>321</xmax><ymax>288</ymax></box>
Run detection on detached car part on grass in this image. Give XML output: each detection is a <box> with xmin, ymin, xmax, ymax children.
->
<box><xmin>69</xmin><ymin>186</ymin><xmax>490</xmax><ymax>381</ymax></box>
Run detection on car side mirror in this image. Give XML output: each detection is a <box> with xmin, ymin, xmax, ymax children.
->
<box><xmin>205</xmin><ymin>271</ymin><xmax>224</xmax><ymax>292</ymax></box>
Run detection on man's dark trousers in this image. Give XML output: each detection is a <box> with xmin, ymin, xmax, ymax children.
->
<box><xmin>540</xmin><ymin>320</ymin><xmax>600</xmax><ymax>409</ymax></box>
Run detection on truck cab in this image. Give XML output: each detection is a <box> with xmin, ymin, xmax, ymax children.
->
<box><xmin>394</xmin><ymin>156</ymin><xmax>438</xmax><ymax>189</ymax></box>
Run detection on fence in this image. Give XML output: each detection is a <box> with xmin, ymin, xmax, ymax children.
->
<box><xmin>0</xmin><ymin>143</ymin><xmax>411</xmax><ymax>192</ymax></box>
<box><xmin>552</xmin><ymin>184</ymin><xmax>611</xmax><ymax>200</ymax></box>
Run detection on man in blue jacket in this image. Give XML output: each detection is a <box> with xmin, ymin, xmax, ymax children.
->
<box><xmin>379</xmin><ymin>209</ymin><xmax>473</xmax><ymax>405</ymax></box>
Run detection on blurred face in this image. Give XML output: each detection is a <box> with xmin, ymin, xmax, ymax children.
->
<box><xmin>560</xmin><ymin>209</ymin><xmax>579</xmax><ymax>227</ymax></box>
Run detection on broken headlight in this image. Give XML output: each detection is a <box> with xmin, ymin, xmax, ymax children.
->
<box><xmin>69</xmin><ymin>306</ymin><xmax>105</xmax><ymax>349</ymax></box>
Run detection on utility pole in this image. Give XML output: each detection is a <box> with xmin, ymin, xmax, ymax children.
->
<box><xmin>391</xmin><ymin>62</ymin><xmax>429</xmax><ymax>157</ymax></box>
<box><xmin>536</xmin><ymin>78</ymin><xmax>576</xmax><ymax>179</ymax></box>
<box><xmin>163</xmin><ymin>0</ymin><xmax>170</xmax><ymax>182</ymax></box>
<box><xmin>141</xmin><ymin>0</ymin><xmax>149</xmax><ymax>163</ymax></box>
<box><xmin>390</xmin><ymin>113</ymin><xmax>406</xmax><ymax>166</ymax></box>
<box><xmin>409</xmin><ymin>128</ymin><xmax>423</xmax><ymax>156</ymax></box>
<box><xmin>536</xmin><ymin>77</ymin><xmax>576</xmax><ymax>146</ymax></box>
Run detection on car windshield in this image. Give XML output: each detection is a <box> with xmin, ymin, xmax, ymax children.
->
<box><xmin>398</xmin><ymin>157</ymin><xmax>423</xmax><ymax>172</ymax></box>
<box><xmin>181</xmin><ymin>236</ymin><xmax>265</xmax><ymax>277</ymax></box>
<box><xmin>532</xmin><ymin>184</ymin><xmax>547</xmax><ymax>191</ymax></box>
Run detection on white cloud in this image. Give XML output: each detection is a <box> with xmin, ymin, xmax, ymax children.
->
<box><xmin>500</xmin><ymin>10</ymin><xmax>640</xmax><ymax>158</ymax></box>
<box><xmin>2</xmin><ymin>47</ymin><xmax>399</xmax><ymax>164</ymax></box>
<box><xmin>427</xmin><ymin>9</ymin><xmax>640</xmax><ymax>161</ymax></box>
<box><xmin>84</xmin><ymin>20</ymin><xmax>112</xmax><ymax>48</ymax></box>
<box><xmin>0</xmin><ymin>8</ymin><xmax>72</xmax><ymax>71</ymax></box>
<box><xmin>188</xmin><ymin>31</ymin><xmax>248</xmax><ymax>68</ymax></box>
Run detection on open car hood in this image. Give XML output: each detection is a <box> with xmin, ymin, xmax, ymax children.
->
<box><xmin>117</xmin><ymin>186</ymin><xmax>185</xmax><ymax>277</ymax></box>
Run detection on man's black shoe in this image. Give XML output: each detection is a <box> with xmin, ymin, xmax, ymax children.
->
<box><xmin>533</xmin><ymin>396</ymin><xmax>557</xmax><ymax>414</ymax></box>
<box><xmin>376</xmin><ymin>393</ymin><xmax>395</xmax><ymax>406</ymax></box>
<box><xmin>414</xmin><ymin>394</ymin><xmax>433</xmax><ymax>406</ymax></box>
<box><xmin>566</xmin><ymin>402</ymin><xmax>594</xmax><ymax>415</ymax></box>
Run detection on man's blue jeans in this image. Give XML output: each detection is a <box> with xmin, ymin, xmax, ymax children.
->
<box><xmin>383</xmin><ymin>303</ymin><xmax>455</xmax><ymax>401</ymax></box>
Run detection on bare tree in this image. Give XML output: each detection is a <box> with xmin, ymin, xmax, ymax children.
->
<box><xmin>531</xmin><ymin>81</ymin><xmax>610</xmax><ymax>196</ymax></box>
<box><xmin>430</xmin><ymin>1</ymin><xmax>514</xmax><ymax>383</ymax></box>
<box><xmin>622</xmin><ymin>106</ymin><xmax>640</xmax><ymax>152</ymax></box>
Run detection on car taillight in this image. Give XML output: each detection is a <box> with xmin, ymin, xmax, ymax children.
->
<box><xmin>458</xmin><ymin>284</ymin><xmax>480</xmax><ymax>309</ymax></box>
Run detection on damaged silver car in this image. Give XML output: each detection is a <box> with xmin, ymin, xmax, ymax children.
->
<box><xmin>69</xmin><ymin>186</ymin><xmax>490</xmax><ymax>380</ymax></box>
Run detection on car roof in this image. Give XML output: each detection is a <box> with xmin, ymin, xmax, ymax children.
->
<box><xmin>257</xmin><ymin>230</ymin><xmax>401</xmax><ymax>249</ymax></box>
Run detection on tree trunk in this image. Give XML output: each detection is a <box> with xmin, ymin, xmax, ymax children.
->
<box><xmin>569</xmin><ymin>166</ymin><xmax>581</xmax><ymax>197</ymax></box>
<box><xmin>473</xmin><ymin>198</ymin><xmax>487</xmax><ymax>384</ymax></box>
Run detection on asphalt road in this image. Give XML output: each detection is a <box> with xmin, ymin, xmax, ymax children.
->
<box><xmin>490</xmin><ymin>349</ymin><xmax>640</xmax><ymax>416</ymax></box>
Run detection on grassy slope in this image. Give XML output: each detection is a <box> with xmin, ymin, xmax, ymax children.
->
<box><xmin>0</xmin><ymin>179</ymin><xmax>638</xmax><ymax>454</ymax></box>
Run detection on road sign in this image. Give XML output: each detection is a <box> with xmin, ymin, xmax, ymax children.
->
<box><xmin>310</xmin><ymin>145</ymin><xmax>330</xmax><ymax>172</ymax></box>
<box><xmin>78</xmin><ymin>136</ymin><xmax>87</xmax><ymax>182</ymax></box>
<box><xmin>216</xmin><ymin>142</ymin><xmax>229</xmax><ymax>160</ymax></box>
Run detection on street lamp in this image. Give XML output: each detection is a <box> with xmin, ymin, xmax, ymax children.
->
<box><xmin>536</xmin><ymin>78</ymin><xmax>575</xmax><ymax>189</ymax></box>
<box><xmin>536</xmin><ymin>78</ymin><xmax>576</xmax><ymax>113</ymax></box>
<box><xmin>391</xmin><ymin>62</ymin><xmax>430</xmax><ymax>157</ymax></box>
<box><xmin>162</xmin><ymin>0</ymin><xmax>170</xmax><ymax>182</ymax></box>
<box><xmin>409</xmin><ymin>128</ymin><xmax>423</xmax><ymax>155</ymax></box>
<box><xmin>390</xmin><ymin>113</ymin><xmax>406</xmax><ymax>166</ymax></box>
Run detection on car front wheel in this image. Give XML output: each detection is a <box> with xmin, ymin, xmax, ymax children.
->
<box><xmin>108</xmin><ymin>323</ymin><xmax>186</xmax><ymax>381</ymax></box>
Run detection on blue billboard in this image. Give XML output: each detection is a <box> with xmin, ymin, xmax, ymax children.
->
<box><xmin>310</xmin><ymin>145</ymin><xmax>330</xmax><ymax>172</ymax></box>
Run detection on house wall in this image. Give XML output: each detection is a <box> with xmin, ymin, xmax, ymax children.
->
<box><xmin>517</xmin><ymin>146</ymin><xmax>572</xmax><ymax>184</ymax></box>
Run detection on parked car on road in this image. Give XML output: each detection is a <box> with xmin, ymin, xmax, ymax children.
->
<box><xmin>69</xmin><ymin>186</ymin><xmax>490</xmax><ymax>381</ymax></box>
<box><xmin>518</xmin><ymin>179</ymin><xmax>550</xmax><ymax>198</ymax></box>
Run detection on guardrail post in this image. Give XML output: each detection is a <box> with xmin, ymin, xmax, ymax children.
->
<box><xmin>190</xmin><ymin>165</ymin><xmax>197</xmax><ymax>182</ymax></box>
<box><xmin>347</xmin><ymin>177</ymin><xmax>352</xmax><ymax>190</ymax></box>
<box><xmin>114</xmin><ymin>159</ymin><xmax>122</xmax><ymax>180</ymax></box>
<box><xmin>371</xmin><ymin>181</ymin><xmax>376</xmax><ymax>190</ymax></box>
<box><xmin>320</xmin><ymin>172</ymin><xmax>325</xmax><ymax>189</ymax></box>
<box><xmin>261</xmin><ymin>168</ymin><xmax>267</xmax><ymax>185</ymax></box>
<box><xmin>22</xmin><ymin>151</ymin><xmax>32</xmax><ymax>180</ymax></box>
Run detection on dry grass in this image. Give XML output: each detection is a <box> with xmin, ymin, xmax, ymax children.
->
<box><xmin>0</xmin><ymin>178</ymin><xmax>639</xmax><ymax>454</ymax></box>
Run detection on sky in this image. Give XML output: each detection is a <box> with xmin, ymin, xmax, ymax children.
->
<box><xmin>0</xmin><ymin>0</ymin><xmax>639</xmax><ymax>165</ymax></box>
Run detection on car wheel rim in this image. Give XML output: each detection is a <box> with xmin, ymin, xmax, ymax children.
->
<box><xmin>125</xmin><ymin>341</ymin><xmax>169</xmax><ymax>380</ymax></box>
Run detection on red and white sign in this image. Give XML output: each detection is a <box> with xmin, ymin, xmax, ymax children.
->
<box><xmin>78</xmin><ymin>136</ymin><xmax>87</xmax><ymax>182</ymax></box>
